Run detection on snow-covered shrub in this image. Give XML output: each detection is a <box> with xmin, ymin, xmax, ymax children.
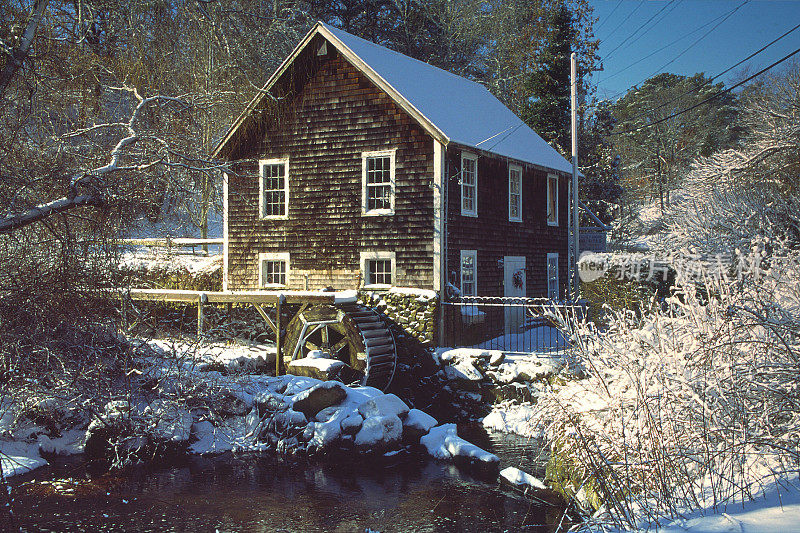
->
<box><xmin>537</xmin><ymin>250</ymin><xmax>800</xmax><ymax>528</ymax></box>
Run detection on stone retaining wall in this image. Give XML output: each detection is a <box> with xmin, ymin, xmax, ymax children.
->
<box><xmin>358</xmin><ymin>288</ymin><xmax>438</xmax><ymax>347</ymax></box>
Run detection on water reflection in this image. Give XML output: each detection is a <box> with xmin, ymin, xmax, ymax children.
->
<box><xmin>11</xmin><ymin>432</ymin><xmax>566</xmax><ymax>532</ymax></box>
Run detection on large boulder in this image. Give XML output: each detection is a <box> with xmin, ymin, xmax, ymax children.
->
<box><xmin>291</xmin><ymin>381</ymin><xmax>347</xmax><ymax>418</ymax></box>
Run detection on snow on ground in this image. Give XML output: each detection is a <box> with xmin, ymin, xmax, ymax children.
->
<box><xmin>119</xmin><ymin>249</ymin><xmax>222</xmax><ymax>275</ymax></box>
<box><xmin>473</xmin><ymin>322</ymin><xmax>569</xmax><ymax>353</ymax></box>
<box><xmin>0</xmin><ymin>339</ymin><xmax>502</xmax><ymax>478</ymax></box>
<box><xmin>142</xmin><ymin>338</ymin><xmax>275</xmax><ymax>373</ymax></box>
<box><xmin>482</xmin><ymin>401</ymin><xmax>541</xmax><ymax>438</ymax></box>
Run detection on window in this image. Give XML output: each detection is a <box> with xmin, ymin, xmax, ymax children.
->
<box><xmin>460</xmin><ymin>250</ymin><xmax>477</xmax><ymax>296</ymax></box>
<box><xmin>547</xmin><ymin>253</ymin><xmax>559</xmax><ymax>300</ymax></box>
<box><xmin>259</xmin><ymin>252</ymin><xmax>290</xmax><ymax>287</ymax></box>
<box><xmin>509</xmin><ymin>164</ymin><xmax>522</xmax><ymax>222</ymax></box>
<box><xmin>461</xmin><ymin>152</ymin><xmax>478</xmax><ymax>217</ymax></box>
<box><xmin>360</xmin><ymin>251</ymin><xmax>396</xmax><ymax>288</ymax></box>
<box><xmin>547</xmin><ymin>173</ymin><xmax>558</xmax><ymax>226</ymax></box>
<box><xmin>259</xmin><ymin>159</ymin><xmax>288</xmax><ymax>218</ymax></box>
<box><xmin>362</xmin><ymin>150</ymin><xmax>396</xmax><ymax>215</ymax></box>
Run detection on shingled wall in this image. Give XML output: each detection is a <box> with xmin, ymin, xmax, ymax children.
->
<box><xmin>226</xmin><ymin>48</ymin><xmax>435</xmax><ymax>291</ymax></box>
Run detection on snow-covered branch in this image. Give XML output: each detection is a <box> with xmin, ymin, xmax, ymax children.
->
<box><xmin>0</xmin><ymin>0</ymin><xmax>50</xmax><ymax>97</ymax></box>
<box><xmin>0</xmin><ymin>88</ymin><xmax>208</xmax><ymax>235</ymax></box>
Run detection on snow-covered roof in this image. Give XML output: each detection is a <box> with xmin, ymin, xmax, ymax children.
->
<box><xmin>214</xmin><ymin>22</ymin><xmax>573</xmax><ymax>174</ymax></box>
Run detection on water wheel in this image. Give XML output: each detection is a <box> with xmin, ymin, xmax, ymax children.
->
<box><xmin>282</xmin><ymin>303</ymin><xmax>397</xmax><ymax>390</ymax></box>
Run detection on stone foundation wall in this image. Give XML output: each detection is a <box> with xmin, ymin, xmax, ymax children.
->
<box><xmin>358</xmin><ymin>288</ymin><xmax>438</xmax><ymax>347</ymax></box>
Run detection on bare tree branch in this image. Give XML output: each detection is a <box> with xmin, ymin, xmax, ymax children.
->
<box><xmin>0</xmin><ymin>0</ymin><xmax>51</xmax><ymax>97</ymax></box>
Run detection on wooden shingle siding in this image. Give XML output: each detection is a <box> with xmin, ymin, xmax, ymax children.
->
<box><xmin>226</xmin><ymin>50</ymin><xmax>434</xmax><ymax>291</ymax></box>
<box><xmin>444</xmin><ymin>145</ymin><xmax>570</xmax><ymax>298</ymax></box>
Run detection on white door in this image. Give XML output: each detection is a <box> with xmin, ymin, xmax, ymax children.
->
<box><xmin>503</xmin><ymin>256</ymin><xmax>526</xmax><ymax>335</ymax></box>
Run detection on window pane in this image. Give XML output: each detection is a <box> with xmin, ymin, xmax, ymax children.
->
<box><xmin>547</xmin><ymin>176</ymin><xmax>557</xmax><ymax>223</ymax></box>
<box><xmin>461</xmin><ymin>253</ymin><xmax>475</xmax><ymax>296</ymax></box>
<box><xmin>368</xmin><ymin>259</ymin><xmax>391</xmax><ymax>285</ymax></box>
<box><xmin>262</xmin><ymin>163</ymin><xmax>286</xmax><ymax>217</ymax></box>
<box><xmin>510</xmin><ymin>168</ymin><xmax>521</xmax><ymax>220</ymax></box>
<box><xmin>462</xmin><ymin>157</ymin><xmax>477</xmax><ymax>214</ymax></box>
<box><xmin>365</xmin><ymin>155</ymin><xmax>392</xmax><ymax>212</ymax></box>
<box><xmin>263</xmin><ymin>260</ymin><xmax>286</xmax><ymax>286</ymax></box>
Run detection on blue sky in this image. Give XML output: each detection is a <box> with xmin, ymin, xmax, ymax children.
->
<box><xmin>588</xmin><ymin>0</ymin><xmax>800</xmax><ymax>101</ymax></box>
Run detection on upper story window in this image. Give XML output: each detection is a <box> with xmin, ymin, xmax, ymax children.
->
<box><xmin>547</xmin><ymin>173</ymin><xmax>558</xmax><ymax>226</ymax></box>
<box><xmin>360</xmin><ymin>251</ymin><xmax>396</xmax><ymax>288</ymax></box>
<box><xmin>460</xmin><ymin>250</ymin><xmax>477</xmax><ymax>296</ymax></box>
<box><xmin>362</xmin><ymin>150</ymin><xmax>396</xmax><ymax>215</ymax></box>
<box><xmin>461</xmin><ymin>152</ymin><xmax>478</xmax><ymax>217</ymax></box>
<box><xmin>259</xmin><ymin>158</ymin><xmax>288</xmax><ymax>219</ymax></box>
<box><xmin>509</xmin><ymin>164</ymin><xmax>522</xmax><ymax>222</ymax></box>
<box><xmin>259</xmin><ymin>252</ymin><xmax>289</xmax><ymax>287</ymax></box>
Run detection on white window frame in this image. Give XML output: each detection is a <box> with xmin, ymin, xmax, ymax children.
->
<box><xmin>547</xmin><ymin>253</ymin><xmax>559</xmax><ymax>300</ymax></box>
<box><xmin>258</xmin><ymin>252</ymin><xmax>290</xmax><ymax>288</ymax></box>
<box><xmin>259</xmin><ymin>158</ymin><xmax>289</xmax><ymax>219</ymax></box>
<box><xmin>460</xmin><ymin>249</ymin><xmax>477</xmax><ymax>296</ymax></box>
<box><xmin>508</xmin><ymin>164</ymin><xmax>523</xmax><ymax>222</ymax></box>
<box><xmin>360</xmin><ymin>251</ymin><xmax>396</xmax><ymax>288</ymax></box>
<box><xmin>460</xmin><ymin>151</ymin><xmax>478</xmax><ymax>217</ymax></box>
<box><xmin>361</xmin><ymin>149</ymin><xmax>396</xmax><ymax>216</ymax></box>
<box><xmin>547</xmin><ymin>173</ymin><xmax>558</xmax><ymax>226</ymax></box>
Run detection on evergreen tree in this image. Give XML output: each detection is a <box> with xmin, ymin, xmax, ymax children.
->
<box><xmin>521</xmin><ymin>2</ymin><xmax>574</xmax><ymax>154</ymax></box>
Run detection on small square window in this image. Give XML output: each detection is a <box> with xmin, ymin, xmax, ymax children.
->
<box><xmin>360</xmin><ymin>251</ymin><xmax>395</xmax><ymax>288</ymax></box>
<box><xmin>461</xmin><ymin>152</ymin><xmax>478</xmax><ymax>217</ymax></box>
<box><xmin>547</xmin><ymin>174</ymin><xmax>558</xmax><ymax>226</ymax></box>
<box><xmin>367</xmin><ymin>259</ymin><xmax>392</xmax><ymax>285</ymax></box>
<box><xmin>259</xmin><ymin>253</ymin><xmax>289</xmax><ymax>287</ymax></box>
<box><xmin>260</xmin><ymin>159</ymin><xmax>288</xmax><ymax>218</ymax></box>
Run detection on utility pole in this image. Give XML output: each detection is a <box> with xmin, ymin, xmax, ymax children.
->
<box><xmin>570</xmin><ymin>52</ymin><xmax>580</xmax><ymax>300</ymax></box>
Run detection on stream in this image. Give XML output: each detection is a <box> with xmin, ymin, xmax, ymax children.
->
<box><xmin>8</xmin><ymin>429</ymin><xmax>568</xmax><ymax>532</ymax></box>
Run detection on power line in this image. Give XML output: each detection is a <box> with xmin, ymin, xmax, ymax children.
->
<box><xmin>611</xmin><ymin>46</ymin><xmax>800</xmax><ymax>136</ymax></box>
<box><xmin>595</xmin><ymin>0</ymin><xmax>623</xmax><ymax>31</ymax></box>
<box><xmin>608</xmin><ymin>0</ymin><xmax>684</xmax><ymax>60</ymax></box>
<box><xmin>596</xmin><ymin>1</ymin><xmax>749</xmax><ymax>102</ymax></box>
<box><xmin>611</xmin><ymin>21</ymin><xmax>800</xmax><ymax>125</ymax></box>
<box><xmin>604</xmin><ymin>0</ymin><xmax>678</xmax><ymax>62</ymax></box>
<box><xmin>644</xmin><ymin>0</ymin><xmax>749</xmax><ymax>82</ymax></box>
<box><xmin>602</xmin><ymin>1</ymin><xmax>644</xmax><ymax>43</ymax></box>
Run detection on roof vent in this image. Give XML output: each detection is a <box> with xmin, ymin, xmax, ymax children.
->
<box><xmin>317</xmin><ymin>41</ymin><xmax>328</xmax><ymax>56</ymax></box>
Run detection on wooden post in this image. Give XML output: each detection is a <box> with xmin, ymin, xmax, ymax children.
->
<box><xmin>197</xmin><ymin>292</ymin><xmax>208</xmax><ymax>336</ymax></box>
<box><xmin>275</xmin><ymin>293</ymin><xmax>285</xmax><ymax>376</ymax></box>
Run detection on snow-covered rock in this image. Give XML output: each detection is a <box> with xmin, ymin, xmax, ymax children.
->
<box><xmin>357</xmin><ymin>393</ymin><xmax>409</xmax><ymax>420</ymax></box>
<box><xmin>499</xmin><ymin>466</ymin><xmax>547</xmax><ymax>491</ymax></box>
<box><xmin>403</xmin><ymin>409</ymin><xmax>437</xmax><ymax>436</ymax></box>
<box><xmin>354</xmin><ymin>415</ymin><xmax>403</xmax><ymax>450</ymax></box>
<box><xmin>292</xmin><ymin>381</ymin><xmax>347</xmax><ymax>418</ymax></box>
<box><xmin>421</xmin><ymin>423</ymin><xmax>499</xmax><ymax>470</ymax></box>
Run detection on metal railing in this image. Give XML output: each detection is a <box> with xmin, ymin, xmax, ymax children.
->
<box><xmin>441</xmin><ymin>296</ymin><xmax>585</xmax><ymax>354</ymax></box>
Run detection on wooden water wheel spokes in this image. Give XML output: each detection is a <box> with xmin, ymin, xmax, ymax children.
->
<box><xmin>283</xmin><ymin>303</ymin><xmax>397</xmax><ymax>390</ymax></box>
